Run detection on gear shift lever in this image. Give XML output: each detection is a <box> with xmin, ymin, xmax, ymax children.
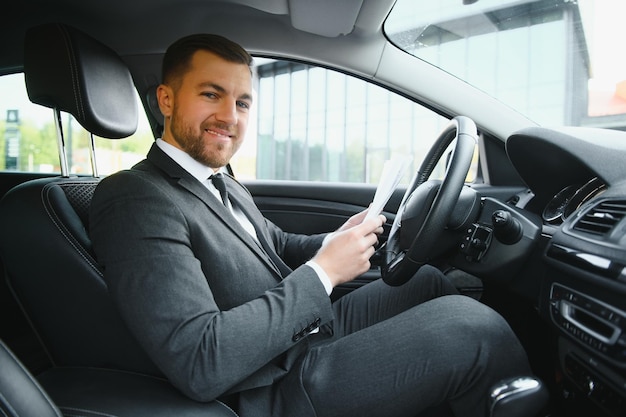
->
<box><xmin>489</xmin><ymin>377</ymin><xmax>548</xmax><ymax>417</ymax></box>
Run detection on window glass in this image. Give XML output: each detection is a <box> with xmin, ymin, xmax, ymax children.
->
<box><xmin>2</xmin><ymin>68</ymin><xmax>477</xmax><ymax>184</ymax></box>
<box><xmin>236</xmin><ymin>60</ymin><xmax>475</xmax><ymax>185</ymax></box>
<box><xmin>0</xmin><ymin>72</ymin><xmax>153</xmax><ymax>175</ymax></box>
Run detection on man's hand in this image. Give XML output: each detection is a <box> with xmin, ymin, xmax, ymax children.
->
<box><xmin>313</xmin><ymin>214</ymin><xmax>386</xmax><ymax>287</ymax></box>
<box><xmin>336</xmin><ymin>208</ymin><xmax>384</xmax><ymax>234</ymax></box>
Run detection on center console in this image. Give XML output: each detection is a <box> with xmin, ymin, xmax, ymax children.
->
<box><xmin>550</xmin><ymin>284</ymin><xmax>626</xmax><ymax>366</ymax></box>
<box><xmin>543</xmin><ymin>205</ymin><xmax>626</xmax><ymax>416</ymax></box>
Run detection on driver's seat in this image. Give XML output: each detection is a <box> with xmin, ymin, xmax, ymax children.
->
<box><xmin>0</xmin><ymin>22</ymin><xmax>237</xmax><ymax>417</ymax></box>
<box><xmin>0</xmin><ymin>22</ymin><xmax>157</xmax><ymax>375</ymax></box>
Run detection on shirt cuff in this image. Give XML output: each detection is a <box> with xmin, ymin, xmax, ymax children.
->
<box><xmin>305</xmin><ymin>260</ymin><xmax>333</xmax><ymax>296</ymax></box>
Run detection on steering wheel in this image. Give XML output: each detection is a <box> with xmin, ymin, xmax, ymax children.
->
<box><xmin>381</xmin><ymin>116</ymin><xmax>478</xmax><ymax>286</ymax></box>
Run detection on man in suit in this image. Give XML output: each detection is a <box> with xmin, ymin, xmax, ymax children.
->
<box><xmin>90</xmin><ymin>34</ymin><xmax>531</xmax><ymax>417</ymax></box>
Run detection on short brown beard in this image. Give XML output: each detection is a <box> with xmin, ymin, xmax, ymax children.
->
<box><xmin>169</xmin><ymin>109</ymin><xmax>236</xmax><ymax>169</ymax></box>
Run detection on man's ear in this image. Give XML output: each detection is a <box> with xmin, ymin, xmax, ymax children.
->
<box><xmin>156</xmin><ymin>84</ymin><xmax>173</xmax><ymax>118</ymax></box>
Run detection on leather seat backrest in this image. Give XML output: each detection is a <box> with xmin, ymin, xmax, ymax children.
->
<box><xmin>0</xmin><ymin>23</ymin><xmax>159</xmax><ymax>375</ymax></box>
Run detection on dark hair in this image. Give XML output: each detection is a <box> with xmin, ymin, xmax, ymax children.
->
<box><xmin>161</xmin><ymin>34</ymin><xmax>253</xmax><ymax>86</ymax></box>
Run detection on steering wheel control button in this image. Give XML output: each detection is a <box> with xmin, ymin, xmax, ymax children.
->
<box><xmin>460</xmin><ymin>224</ymin><xmax>492</xmax><ymax>262</ymax></box>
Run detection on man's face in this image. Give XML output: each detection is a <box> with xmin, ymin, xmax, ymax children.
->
<box><xmin>158</xmin><ymin>50</ymin><xmax>253</xmax><ymax>170</ymax></box>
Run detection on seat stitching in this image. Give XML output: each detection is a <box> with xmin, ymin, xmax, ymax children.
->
<box><xmin>40</xmin><ymin>182</ymin><xmax>103</xmax><ymax>277</ymax></box>
<box><xmin>57</xmin><ymin>24</ymin><xmax>85</xmax><ymax>121</ymax></box>
<box><xmin>59</xmin><ymin>407</ymin><xmax>117</xmax><ymax>417</ymax></box>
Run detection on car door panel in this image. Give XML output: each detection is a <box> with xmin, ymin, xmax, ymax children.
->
<box><xmin>247</xmin><ymin>180</ymin><xmax>404</xmax><ymax>234</ymax></box>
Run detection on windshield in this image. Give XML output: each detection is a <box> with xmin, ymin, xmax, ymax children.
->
<box><xmin>385</xmin><ymin>0</ymin><xmax>626</xmax><ymax>129</ymax></box>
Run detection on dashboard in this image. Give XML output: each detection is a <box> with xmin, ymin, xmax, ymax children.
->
<box><xmin>506</xmin><ymin>126</ymin><xmax>626</xmax><ymax>416</ymax></box>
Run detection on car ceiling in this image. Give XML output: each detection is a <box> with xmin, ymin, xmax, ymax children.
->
<box><xmin>3</xmin><ymin>0</ymin><xmax>392</xmax><ymax>69</ymax></box>
<box><xmin>3</xmin><ymin>0</ymin><xmax>536</xmax><ymax>141</ymax></box>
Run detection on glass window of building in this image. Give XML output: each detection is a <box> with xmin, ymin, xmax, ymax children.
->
<box><xmin>385</xmin><ymin>0</ymin><xmax>626</xmax><ymax>130</ymax></box>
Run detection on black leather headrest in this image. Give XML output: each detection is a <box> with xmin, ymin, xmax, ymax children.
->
<box><xmin>24</xmin><ymin>23</ymin><xmax>137</xmax><ymax>139</ymax></box>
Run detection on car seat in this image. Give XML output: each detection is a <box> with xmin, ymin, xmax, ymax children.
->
<box><xmin>0</xmin><ymin>22</ymin><xmax>238</xmax><ymax>417</ymax></box>
<box><xmin>0</xmin><ymin>21</ymin><xmax>157</xmax><ymax>375</ymax></box>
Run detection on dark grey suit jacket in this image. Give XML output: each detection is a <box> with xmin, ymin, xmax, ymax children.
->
<box><xmin>90</xmin><ymin>144</ymin><xmax>334</xmax><ymax>412</ymax></box>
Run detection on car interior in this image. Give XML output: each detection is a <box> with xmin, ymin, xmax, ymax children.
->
<box><xmin>1</xmin><ymin>0</ymin><xmax>625</xmax><ymax>416</ymax></box>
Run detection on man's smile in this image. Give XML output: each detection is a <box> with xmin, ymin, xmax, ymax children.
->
<box><xmin>205</xmin><ymin>127</ymin><xmax>235</xmax><ymax>140</ymax></box>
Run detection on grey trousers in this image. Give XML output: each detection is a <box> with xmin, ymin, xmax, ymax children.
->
<box><xmin>275</xmin><ymin>266</ymin><xmax>531</xmax><ymax>417</ymax></box>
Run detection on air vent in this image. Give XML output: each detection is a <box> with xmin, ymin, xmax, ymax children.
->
<box><xmin>573</xmin><ymin>200</ymin><xmax>626</xmax><ymax>235</ymax></box>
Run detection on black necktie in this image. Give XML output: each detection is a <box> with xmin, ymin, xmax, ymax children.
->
<box><xmin>210</xmin><ymin>174</ymin><xmax>291</xmax><ymax>278</ymax></box>
<box><xmin>210</xmin><ymin>173</ymin><xmax>229</xmax><ymax>206</ymax></box>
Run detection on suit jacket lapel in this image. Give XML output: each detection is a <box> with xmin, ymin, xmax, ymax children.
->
<box><xmin>146</xmin><ymin>144</ymin><xmax>284</xmax><ymax>278</ymax></box>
